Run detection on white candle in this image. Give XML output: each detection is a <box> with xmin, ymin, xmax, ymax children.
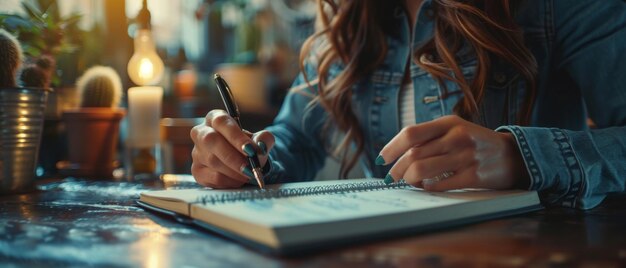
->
<box><xmin>128</xmin><ymin>86</ymin><xmax>163</xmax><ymax>148</ymax></box>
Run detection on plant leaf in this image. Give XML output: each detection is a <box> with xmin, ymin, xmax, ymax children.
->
<box><xmin>21</xmin><ymin>2</ymin><xmax>45</xmax><ymax>25</ymax></box>
<box><xmin>0</xmin><ymin>15</ymin><xmax>35</xmax><ymax>30</ymax></box>
<box><xmin>23</xmin><ymin>45</ymin><xmax>42</xmax><ymax>58</ymax></box>
<box><xmin>59</xmin><ymin>13</ymin><xmax>82</xmax><ymax>28</ymax></box>
<box><xmin>39</xmin><ymin>0</ymin><xmax>56</xmax><ymax>14</ymax></box>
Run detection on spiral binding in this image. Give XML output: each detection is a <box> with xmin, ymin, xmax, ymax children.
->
<box><xmin>198</xmin><ymin>180</ymin><xmax>412</xmax><ymax>205</ymax></box>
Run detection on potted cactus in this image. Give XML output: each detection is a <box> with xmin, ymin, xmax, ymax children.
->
<box><xmin>0</xmin><ymin>29</ymin><xmax>51</xmax><ymax>193</ymax></box>
<box><xmin>61</xmin><ymin>66</ymin><xmax>125</xmax><ymax>179</ymax></box>
<box><xmin>0</xmin><ymin>29</ymin><xmax>22</xmax><ymax>88</ymax></box>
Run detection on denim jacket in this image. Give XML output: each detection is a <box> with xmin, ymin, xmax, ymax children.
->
<box><xmin>262</xmin><ymin>0</ymin><xmax>626</xmax><ymax>209</ymax></box>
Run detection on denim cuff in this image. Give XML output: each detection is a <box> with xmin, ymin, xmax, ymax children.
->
<box><xmin>496</xmin><ymin>125</ymin><xmax>585</xmax><ymax>208</ymax></box>
<box><xmin>496</xmin><ymin>126</ymin><xmax>542</xmax><ymax>191</ymax></box>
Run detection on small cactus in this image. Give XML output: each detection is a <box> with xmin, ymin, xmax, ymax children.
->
<box><xmin>76</xmin><ymin>66</ymin><xmax>123</xmax><ymax>108</ymax></box>
<box><xmin>20</xmin><ymin>64</ymin><xmax>49</xmax><ymax>88</ymax></box>
<box><xmin>0</xmin><ymin>29</ymin><xmax>23</xmax><ymax>88</ymax></box>
<box><xmin>35</xmin><ymin>55</ymin><xmax>55</xmax><ymax>88</ymax></box>
<box><xmin>35</xmin><ymin>55</ymin><xmax>55</xmax><ymax>71</ymax></box>
<box><xmin>19</xmin><ymin>55</ymin><xmax>57</xmax><ymax>88</ymax></box>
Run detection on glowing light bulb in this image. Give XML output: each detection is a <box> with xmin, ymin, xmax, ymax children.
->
<box><xmin>127</xmin><ymin>29</ymin><xmax>164</xmax><ymax>86</ymax></box>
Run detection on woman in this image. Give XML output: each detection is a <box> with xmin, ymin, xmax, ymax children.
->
<box><xmin>190</xmin><ymin>0</ymin><xmax>626</xmax><ymax>209</ymax></box>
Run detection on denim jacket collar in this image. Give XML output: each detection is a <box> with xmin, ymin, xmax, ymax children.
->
<box><xmin>374</xmin><ymin>0</ymin><xmax>436</xmax><ymax>86</ymax></box>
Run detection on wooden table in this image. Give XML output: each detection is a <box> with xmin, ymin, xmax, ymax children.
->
<box><xmin>1</xmin><ymin>176</ymin><xmax>625</xmax><ymax>267</ymax></box>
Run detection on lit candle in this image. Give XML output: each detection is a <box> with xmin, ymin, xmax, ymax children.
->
<box><xmin>128</xmin><ymin>86</ymin><xmax>163</xmax><ymax>148</ymax></box>
<box><xmin>126</xmin><ymin>1</ymin><xmax>165</xmax><ymax>176</ymax></box>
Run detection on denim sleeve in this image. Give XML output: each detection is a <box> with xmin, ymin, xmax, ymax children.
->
<box><xmin>261</xmin><ymin>73</ymin><xmax>328</xmax><ymax>184</ymax></box>
<box><xmin>495</xmin><ymin>0</ymin><xmax>626</xmax><ymax>209</ymax></box>
<box><xmin>496</xmin><ymin>126</ymin><xmax>626</xmax><ymax>210</ymax></box>
<box><xmin>552</xmin><ymin>0</ymin><xmax>626</xmax><ymax>127</ymax></box>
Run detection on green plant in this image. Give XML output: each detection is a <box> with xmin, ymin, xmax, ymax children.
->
<box><xmin>0</xmin><ymin>0</ymin><xmax>82</xmax><ymax>86</ymax></box>
<box><xmin>0</xmin><ymin>1</ymin><xmax>81</xmax><ymax>57</ymax></box>
<box><xmin>0</xmin><ymin>29</ymin><xmax>23</xmax><ymax>87</ymax></box>
<box><xmin>76</xmin><ymin>66</ymin><xmax>123</xmax><ymax>108</ymax></box>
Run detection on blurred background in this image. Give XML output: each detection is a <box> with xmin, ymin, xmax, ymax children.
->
<box><xmin>0</xmin><ymin>0</ymin><xmax>322</xmax><ymax>178</ymax></box>
<box><xmin>0</xmin><ymin>0</ymin><xmax>316</xmax><ymax>116</ymax></box>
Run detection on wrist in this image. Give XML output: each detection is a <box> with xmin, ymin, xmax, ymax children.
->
<box><xmin>502</xmin><ymin>132</ymin><xmax>530</xmax><ymax>190</ymax></box>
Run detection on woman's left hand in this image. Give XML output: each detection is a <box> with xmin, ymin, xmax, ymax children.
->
<box><xmin>377</xmin><ymin>115</ymin><xmax>529</xmax><ymax>191</ymax></box>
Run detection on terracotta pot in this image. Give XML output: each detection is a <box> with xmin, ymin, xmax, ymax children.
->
<box><xmin>62</xmin><ymin>108</ymin><xmax>125</xmax><ymax>179</ymax></box>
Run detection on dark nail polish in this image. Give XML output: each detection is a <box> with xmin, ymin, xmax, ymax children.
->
<box><xmin>384</xmin><ymin>173</ymin><xmax>394</xmax><ymax>184</ymax></box>
<box><xmin>375</xmin><ymin>155</ymin><xmax>386</xmax><ymax>166</ymax></box>
<box><xmin>242</xmin><ymin>165</ymin><xmax>254</xmax><ymax>178</ymax></box>
<box><xmin>258</xmin><ymin>141</ymin><xmax>267</xmax><ymax>155</ymax></box>
<box><xmin>242</xmin><ymin>144</ymin><xmax>256</xmax><ymax>157</ymax></box>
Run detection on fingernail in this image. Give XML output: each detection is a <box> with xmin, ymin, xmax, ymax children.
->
<box><xmin>384</xmin><ymin>173</ymin><xmax>394</xmax><ymax>184</ymax></box>
<box><xmin>242</xmin><ymin>143</ymin><xmax>256</xmax><ymax>157</ymax></box>
<box><xmin>241</xmin><ymin>165</ymin><xmax>254</xmax><ymax>178</ymax></box>
<box><xmin>375</xmin><ymin>155</ymin><xmax>386</xmax><ymax>165</ymax></box>
<box><xmin>257</xmin><ymin>141</ymin><xmax>267</xmax><ymax>155</ymax></box>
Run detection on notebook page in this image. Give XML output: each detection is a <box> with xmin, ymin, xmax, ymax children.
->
<box><xmin>194</xmin><ymin>187</ymin><xmax>468</xmax><ymax>227</ymax></box>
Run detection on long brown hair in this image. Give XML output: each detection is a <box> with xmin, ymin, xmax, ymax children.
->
<box><xmin>299</xmin><ymin>0</ymin><xmax>537</xmax><ymax>178</ymax></box>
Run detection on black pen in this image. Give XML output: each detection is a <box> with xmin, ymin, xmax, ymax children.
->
<box><xmin>213</xmin><ymin>73</ymin><xmax>265</xmax><ymax>189</ymax></box>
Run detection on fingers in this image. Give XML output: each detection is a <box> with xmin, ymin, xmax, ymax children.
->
<box><xmin>206</xmin><ymin>110</ymin><xmax>257</xmax><ymax>157</ymax></box>
<box><xmin>191</xmin><ymin>162</ymin><xmax>247</xmax><ymax>189</ymax></box>
<box><xmin>390</xmin><ymin>150</ymin><xmax>473</xmax><ymax>186</ymax></box>
<box><xmin>253</xmin><ymin>130</ymin><xmax>275</xmax><ymax>153</ymax></box>
<box><xmin>378</xmin><ymin>115</ymin><xmax>459</xmax><ymax>165</ymax></box>
<box><xmin>191</xmin><ymin>109</ymin><xmax>279</xmax><ymax>188</ymax></box>
<box><xmin>422</xmin><ymin>168</ymin><xmax>477</xmax><ymax>192</ymax></box>
<box><xmin>378</xmin><ymin>116</ymin><xmax>520</xmax><ymax>192</ymax></box>
<box><xmin>252</xmin><ymin>130</ymin><xmax>275</xmax><ymax>167</ymax></box>
<box><xmin>191</xmin><ymin>110</ymin><xmax>257</xmax><ymax>188</ymax></box>
<box><xmin>192</xmin><ymin>124</ymin><xmax>250</xmax><ymax>179</ymax></box>
<box><xmin>191</xmin><ymin>146</ymin><xmax>249</xmax><ymax>183</ymax></box>
<box><xmin>385</xmin><ymin>126</ymin><xmax>468</xmax><ymax>183</ymax></box>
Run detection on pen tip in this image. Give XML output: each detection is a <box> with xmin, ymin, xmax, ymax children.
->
<box><xmin>252</xmin><ymin>168</ymin><xmax>265</xmax><ymax>189</ymax></box>
<box><xmin>213</xmin><ymin>73</ymin><xmax>220</xmax><ymax>79</ymax></box>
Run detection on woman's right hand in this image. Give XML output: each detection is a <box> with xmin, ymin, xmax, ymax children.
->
<box><xmin>190</xmin><ymin>110</ymin><xmax>275</xmax><ymax>188</ymax></box>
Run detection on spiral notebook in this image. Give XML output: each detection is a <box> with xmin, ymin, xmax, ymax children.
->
<box><xmin>138</xmin><ymin>178</ymin><xmax>541</xmax><ymax>255</ymax></box>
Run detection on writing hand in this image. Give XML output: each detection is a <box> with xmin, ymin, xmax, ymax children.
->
<box><xmin>190</xmin><ymin>110</ymin><xmax>275</xmax><ymax>188</ymax></box>
<box><xmin>377</xmin><ymin>115</ymin><xmax>529</xmax><ymax>191</ymax></box>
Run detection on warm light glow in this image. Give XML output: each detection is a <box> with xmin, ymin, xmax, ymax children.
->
<box><xmin>127</xmin><ymin>29</ymin><xmax>164</xmax><ymax>86</ymax></box>
<box><xmin>139</xmin><ymin>58</ymin><xmax>154</xmax><ymax>82</ymax></box>
<box><xmin>129</xmin><ymin>218</ymin><xmax>170</xmax><ymax>268</ymax></box>
<box><xmin>147</xmin><ymin>252</ymin><xmax>160</xmax><ymax>268</ymax></box>
<box><xmin>18</xmin><ymin>195</ymin><xmax>36</xmax><ymax>220</ymax></box>
<box><xmin>17</xmin><ymin>125</ymin><xmax>28</xmax><ymax>135</ymax></box>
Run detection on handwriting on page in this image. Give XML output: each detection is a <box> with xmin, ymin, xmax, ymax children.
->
<box><xmin>201</xmin><ymin>188</ymin><xmax>464</xmax><ymax>226</ymax></box>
